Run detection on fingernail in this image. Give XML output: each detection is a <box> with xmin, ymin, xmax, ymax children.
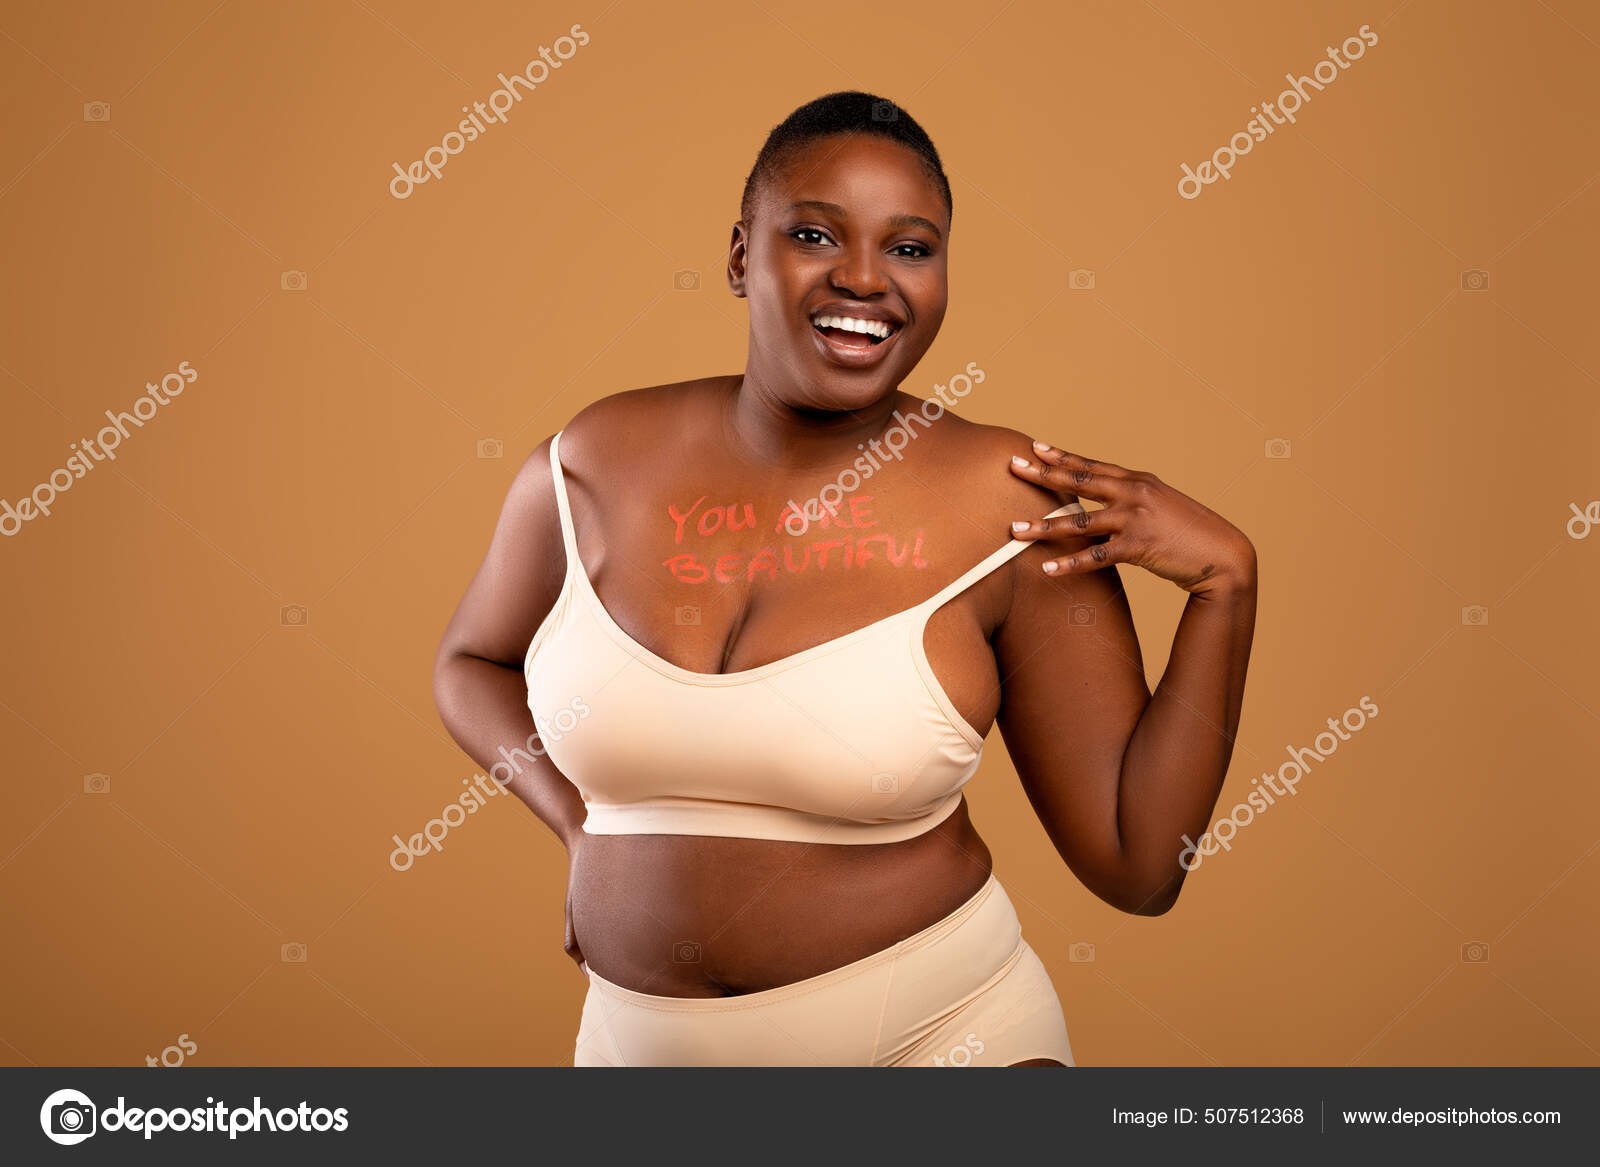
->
<box><xmin>1011</xmin><ymin>455</ymin><xmax>1029</xmax><ymax>467</ymax></box>
<box><xmin>1043</xmin><ymin>561</ymin><xmax>1059</xmax><ymax>574</ymax></box>
<box><xmin>1032</xmin><ymin>440</ymin><xmax>1051</xmax><ymax>453</ymax></box>
<box><xmin>1011</xmin><ymin>521</ymin><xmax>1029</xmax><ymax>532</ymax></box>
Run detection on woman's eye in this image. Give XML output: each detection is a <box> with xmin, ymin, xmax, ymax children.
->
<box><xmin>891</xmin><ymin>243</ymin><xmax>931</xmax><ymax>258</ymax></box>
<box><xmin>792</xmin><ymin>227</ymin><xmax>833</xmax><ymax>246</ymax></box>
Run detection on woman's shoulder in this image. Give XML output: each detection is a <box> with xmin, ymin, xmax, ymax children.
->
<box><xmin>554</xmin><ymin>376</ymin><xmax>731</xmax><ymax>465</ymax></box>
<box><xmin>897</xmin><ymin>401</ymin><xmax>1062</xmax><ymax>518</ymax></box>
<box><xmin>569</xmin><ymin>377</ymin><xmax>726</xmax><ymax>441</ymax></box>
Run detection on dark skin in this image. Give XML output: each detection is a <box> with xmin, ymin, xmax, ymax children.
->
<box><xmin>432</xmin><ymin>133</ymin><xmax>1257</xmax><ymax>1067</ymax></box>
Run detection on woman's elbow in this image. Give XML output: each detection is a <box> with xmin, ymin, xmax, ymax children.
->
<box><xmin>1095</xmin><ymin>871</ymin><xmax>1184</xmax><ymax>917</ymax></box>
<box><xmin>1127</xmin><ymin>886</ymin><xmax>1180</xmax><ymax>916</ymax></box>
<box><xmin>431</xmin><ymin>643</ymin><xmax>469</xmax><ymax>717</ymax></box>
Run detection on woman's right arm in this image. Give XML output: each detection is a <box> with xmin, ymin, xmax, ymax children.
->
<box><xmin>431</xmin><ymin>434</ymin><xmax>586</xmax><ymax>851</ymax></box>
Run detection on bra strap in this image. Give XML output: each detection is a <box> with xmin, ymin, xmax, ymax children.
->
<box><xmin>915</xmin><ymin>500</ymin><xmax>1087</xmax><ymax>614</ymax></box>
<box><xmin>547</xmin><ymin>430</ymin><xmax>581</xmax><ymax>560</ymax></box>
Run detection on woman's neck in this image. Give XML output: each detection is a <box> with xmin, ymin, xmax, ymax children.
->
<box><xmin>720</xmin><ymin>372</ymin><xmax>905</xmax><ymax>472</ymax></box>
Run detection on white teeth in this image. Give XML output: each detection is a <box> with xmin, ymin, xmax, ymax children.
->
<box><xmin>812</xmin><ymin>314</ymin><xmax>894</xmax><ymax>339</ymax></box>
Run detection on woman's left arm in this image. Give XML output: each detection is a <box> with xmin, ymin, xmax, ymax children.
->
<box><xmin>993</xmin><ymin>439</ymin><xmax>1258</xmax><ymax>917</ymax></box>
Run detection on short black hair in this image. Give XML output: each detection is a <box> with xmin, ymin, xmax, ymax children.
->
<box><xmin>739</xmin><ymin>90</ymin><xmax>952</xmax><ymax>228</ymax></box>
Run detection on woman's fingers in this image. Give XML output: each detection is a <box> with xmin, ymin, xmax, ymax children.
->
<box><xmin>1010</xmin><ymin>442</ymin><xmax>1131</xmax><ymax>499</ymax></box>
<box><xmin>1010</xmin><ymin>506</ymin><xmax>1111</xmax><ymax>541</ymax></box>
<box><xmin>1008</xmin><ymin>439</ymin><xmax>1249</xmax><ymax>592</ymax></box>
<box><xmin>1042</xmin><ymin>535</ymin><xmax>1125</xmax><ymax>575</ymax></box>
<box><xmin>1031</xmin><ymin>439</ymin><xmax>1135</xmax><ymax>473</ymax></box>
<box><xmin>1033</xmin><ymin>441</ymin><xmax>1144</xmax><ymax>482</ymax></box>
<box><xmin>1007</xmin><ymin>439</ymin><xmax>1144</xmax><ymax>574</ymax></box>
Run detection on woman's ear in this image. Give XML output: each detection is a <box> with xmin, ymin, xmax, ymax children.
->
<box><xmin>726</xmin><ymin>220</ymin><xmax>748</xmax><ymax>298</ymax></box>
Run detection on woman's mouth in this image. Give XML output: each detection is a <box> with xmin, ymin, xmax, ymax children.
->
<box><xmin>810</xmin><ymin>313</ymin><xmax>897</xmax><ymax>347</ymax></box>
<box><xmin>808</xmin><ymin>312</ymin><xmax>903</xmax><ymax>368</ymax></box>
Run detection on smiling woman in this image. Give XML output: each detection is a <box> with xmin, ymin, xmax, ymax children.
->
<box><xmin>431</xmin><ymin>90</ymin><xmax>1258</xmax><ymax>1067</ymax></box>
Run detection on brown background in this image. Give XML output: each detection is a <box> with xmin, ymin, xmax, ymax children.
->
<box><xmin>2</xmin><ymin>0</ymin><xmax>1597</xmax><ymax>1067</ymax></box>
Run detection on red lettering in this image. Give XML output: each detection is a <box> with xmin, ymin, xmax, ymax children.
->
<box><xmin>669</xmin><ymin>531</ymin><xmax>925</xmax><ymax>581</ymax></box>
<box><xmin>861</xmin><ymin>532</ymin><xmax>907</xmax><ymax>567</ymax></box>
<box><xmin>814</xmin><ymin>500</ymin><xmax>849</xmax><ymax>529</ymax></box>
<box><xmin>746</xmin><ymin>547</ymin><xmax>779</xmax><ymax>581</ymax></box>
<box><xmin>775</xmin><ymin>501</ymin><xmax>802</xmax><ymax>533</ymax></box>
<box><xmin>849</xmin><ymin>496</ymin><xmax>875</xmax><ymax>528</ymax></box>
<box><xmin>726</xmin><ymin>503</ymin><xmax>757</xmax><ymax>532</ymax></box>
<box><xmin>667</xmin><ymin>496</ymin><xmax>708</xmax><ymax>544</ymax></box>
<box><xmin>697</xmin><ymin>509</ymin><xmax>724</xmax><ymax>536</ymax></box>
<box><xmin>661</xmin><ymin>552</ymin><xmax>709</xmax><ymax>583</ymax></box>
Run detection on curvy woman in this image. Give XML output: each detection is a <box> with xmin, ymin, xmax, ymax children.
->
<box><xmin>432</xmin><ymin>91</ymin><xmax>1257</xmax><ymax>1067</ymax></box>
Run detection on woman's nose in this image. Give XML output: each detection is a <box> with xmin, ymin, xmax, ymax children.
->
<box><xmin>830</xmin><ymin>245</ymin><xmax>889</xmax><ymax>298</ymax></box>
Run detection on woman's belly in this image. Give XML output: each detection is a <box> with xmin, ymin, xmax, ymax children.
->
<box><xmin>567</xmin><ymin>798</ymin><xmax>993</xmax><ymax>997</ymax></box>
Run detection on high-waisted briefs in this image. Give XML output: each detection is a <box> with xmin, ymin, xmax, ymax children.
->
<box><xmin>572</xmin><ymin>874</ymin><xmax>1074</xmax><ymax>1067</ymax></box>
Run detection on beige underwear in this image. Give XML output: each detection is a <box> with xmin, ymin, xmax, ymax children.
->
<box><xmin>573</xmin><ymin>875</ymin><xmax>1074</xmax><ymax>1067</ymax></box>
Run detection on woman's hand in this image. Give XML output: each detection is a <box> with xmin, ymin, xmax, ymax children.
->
<box><xmin>562</xmin><ymin>831</ymin><xmax>587</xmax><ymax>978</ymax></box>
<box><xmin>1009</xmin><ymin>440</ymin><xmax>1255</xmax><ymax>597</ymax></box>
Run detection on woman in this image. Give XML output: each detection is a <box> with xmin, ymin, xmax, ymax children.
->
<box><xmin>432</xmin><ymin>91</ymin><xmax>1257</xmax><ymax>1067</ymax></box>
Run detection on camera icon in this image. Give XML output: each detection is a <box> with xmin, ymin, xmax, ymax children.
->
<box><xmin>280</xmin><ymin>604</ymin><xmax>308</xmax><ymax>627</ymax></box>
<box><xmin>1265</xmin><ymin>438</ymin><xmax>1292</xmax><ymax>459</ymax></box>
<box><xmin>871</xmin><ymin>99</ymin><xmax>898</xmax><ymax>123</ymax></box>
<box><xmin>476</xmin><ymin>438</ymin><xmax>504</xmax><ymax>460</ymax></box>
<box><xmin>1461</xmin><ymin>605</ymin><xmax>1489</xmax><ymax>627</ymax></box>
<box><xmin>1069</xmin><ymin>604</ymin><xmax>1096</xmax><ymax>627</ymax></box>
<box><xmin>83</xmin><ymin>772</ymin><xmax>110</xmax><ymax>794</ymax></box>
<box><xmin>281</xmin><ymin>270</ymin><xmax>308</xmax><ymax>292</ymax></box>
<box><xmin>1069</xmin><ymin>268</ymin><xmax>1096</xmax><ymax>290</ymax></box>
<box><xmin>674</xmin><ymin>605</ymin><xmax>700</xmax><ymax>626</ymax></box>
<box><xmin>871</xmin><ymin>773</ymin><xmax>899</xmax><ymax>794</ymax></box>
<box><xmin>673</xmin><ymin>269</ymin><xmax>700</xmax><ymax>291</ymax></box>
<box><xmin>672</xmin><ymin>941</ymin><xmax>701</xmax><ymax>963</ymax></box>
<box><xmin>1460</xmin><ymin>269</ymin><xmax>1489</xmax><ymax>291</ymax></box>
<box><xmin>1069</xmin><ymin>942</ymin><xmax>1096</xmax><ymax>963</ymax></box>
<box><xmin>49</xmin><ymin>1097</ymin><xmax>96</xmax><ymax>1141</ymax></box>
<box><xmin>281</xmin><ymin>942</ymin><xmax>307</xmax><ymax>963</ymax></box>
<box><xmin>1460</xmin><ymin>941</ymin><xmax>1489</xmax><ymax>963</ymax></box>
<box><xmin>83</xmin><ymin>101</ymin><xmax>111</xmax><ymax>122</ymax></box>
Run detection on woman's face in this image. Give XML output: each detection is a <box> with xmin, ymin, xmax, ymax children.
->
<box><xmin>730</xmin><ymin>132</ymin><xmax>950</xmax><ymax>412</ymax></box>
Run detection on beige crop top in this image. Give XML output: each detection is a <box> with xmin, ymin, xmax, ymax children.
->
<box><xmin>523</xmin><ymin>430</ymin><xmax>1084</xmax><ymax>844</ymax></box>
